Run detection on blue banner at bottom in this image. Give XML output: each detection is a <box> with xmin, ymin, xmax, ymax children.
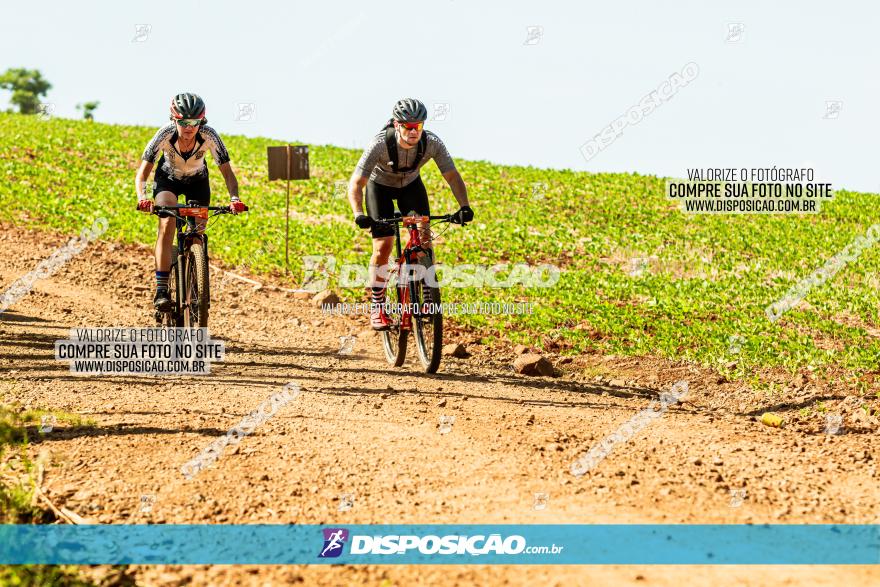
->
<box><xmin>1</xmin><ymin>525</ymin><xmax>878</xmax><ymax>565</ymax></box>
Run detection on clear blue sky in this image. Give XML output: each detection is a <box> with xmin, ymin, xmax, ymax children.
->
<box><xmin>2</xmin><ymin>1</ymin><xmax>877</xmax><ymax>192</ymax></box>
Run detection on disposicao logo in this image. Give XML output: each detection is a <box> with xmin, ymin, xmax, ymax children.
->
<box><xmin>317</xmin><ymin>529</ymin><xmax>560</xmax><ymax>558</ymax></box>
<box><xmin>349</xmin><ymin>534</ymin><xmax>528</xmax><ymax>555</ymax></box>
<box><xmin>318</xmin><ymin>528</ymin><xmax>349</xmax><ymax>558</ymax></box>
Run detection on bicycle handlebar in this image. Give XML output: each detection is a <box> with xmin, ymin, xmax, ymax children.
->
<box><xmin>147</xmin><ymin>203</ymin><xmax>249</xmax><ymax>218</ymax></box>
<box><xmin>375</xmin><ymin>214</ymin><xmax>462</xmax><ymax>225</ymax></box>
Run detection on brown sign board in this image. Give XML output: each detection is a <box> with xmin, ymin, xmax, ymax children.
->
<box><xmin>267</xmin><ymin>145</ymin><xmax>310</xmax><ymax>180</ymax></box>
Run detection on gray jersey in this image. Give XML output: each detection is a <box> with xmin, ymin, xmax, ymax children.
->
<box><xmin>354</xmin><ymin>129</ymin><xmax>456</xmax><ymax>188</ymax></box>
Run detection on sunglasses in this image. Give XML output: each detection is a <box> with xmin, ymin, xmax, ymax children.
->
<box><xmin>400</xmin><ymin>122</ymin><xmax>424</xmax><ymax>132</ymax></box>
<box><xmin>176</xmin><ymin>119</ymin><xmax>203</xmax><ymax>127</ymax></box>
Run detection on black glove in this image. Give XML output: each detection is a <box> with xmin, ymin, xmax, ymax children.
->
<box><xmin>451</xmin><ymin>205</ymin><xmax>474</xmax><ymax>225</ymax></box>
<box><xmin>355</xmin><ymin>214</ymin><xmax>373</xmax><ymax>229</ymax></box>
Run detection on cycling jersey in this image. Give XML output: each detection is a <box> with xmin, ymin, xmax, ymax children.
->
<box><xmin>355</xmin><ymin>129</ymin><xmax>456</xmax><ymax>188</ymax></box>
<box><xmin>141</xmin><ymin>123</ymin><xmax>231</xmax><ymax>182</ymax></box>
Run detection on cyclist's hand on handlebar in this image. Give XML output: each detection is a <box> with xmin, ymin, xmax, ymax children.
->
<box><xmin>136</xmin><ymin>199</ymin><xmax>153</xmax><ymax>214</ymax></box>
<box><xmin>355</xmin><ymin>214</ymin><xmax>373</xmax><ymax>229</ymax></box>
<box><xmin>229</xmin><ymin>199</ymin><xmax>248</xmax><ymax>214</ymax></box>
<box><xmin>451</xmin><ymin>205</ymin><xmax>473</xmax><ymax>225</ymax></box>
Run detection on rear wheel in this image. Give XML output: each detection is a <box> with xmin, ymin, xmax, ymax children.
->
<box><xmin>381</xmin><ymin>266</ymin><xmax>407</xmax><ymax>366</ymax></box>
<box><xmin>184</xmin><ymin>241</ymin><xmax>210</xmax><ymax>328</ymax></box>
<box><xmin>412</xmin><ymin>255</ymin><xmax>442</xmax><ymax>373</ymax></box>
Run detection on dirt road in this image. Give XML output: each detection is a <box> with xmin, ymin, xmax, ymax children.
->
<box><xmin>0</xmin><ymin>224</ymin><xmax>877</xmax><ymax>586</ymax></box>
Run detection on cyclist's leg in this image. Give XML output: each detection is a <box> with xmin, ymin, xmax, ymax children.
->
<box><xmin>155</xmin><ymin>190</ymin><xmax>178</xmax><ymax>271</ymax></box>
<box><xmin>153</xmin><ymin>188</ymin><xmax>178</xmax><ymax>309</ymax></box>
<box><xmin>365</xmin><ymin>180</ymin><xmax>396</xmax><ymax>328</ymax></box>
<box><xmin>153</xmin><ymin>161</ymin><xmax>180</xmax><ymax>274</ymax></box>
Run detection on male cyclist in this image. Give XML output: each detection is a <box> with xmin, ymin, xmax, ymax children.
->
<box><xmin>348</xmin><ymin>98</ymin><xmax>473</xmax><ymax>330</ymax></box>
<box><xmin>135</xmin><ymin>92</ymin><xmax>246</xmax><ymax>311</ymax></box>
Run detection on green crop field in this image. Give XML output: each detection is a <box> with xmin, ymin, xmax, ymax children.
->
<box><xmin>2</xmin><ymin>112</ymin><xmax>879</xmax><ymax>385</ymax></box>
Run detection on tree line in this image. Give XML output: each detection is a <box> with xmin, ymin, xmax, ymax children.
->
<box><xmin>0</xmin><ymin>68</ymin><xmax>99</xmax><ymax>120</ymax></box>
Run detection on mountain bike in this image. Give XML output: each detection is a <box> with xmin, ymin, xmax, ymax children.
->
<box><xmin>374</xmin><ymin>212</ymin><xmax>464</xmax><ymax>373</ymax></box>
<box><xmin>149</xmin><ymin>202</ymin><xmax>248</xmax><ymax>327</ymax></box>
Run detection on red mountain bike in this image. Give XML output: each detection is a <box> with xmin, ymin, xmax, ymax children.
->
<box><xmin>375</xmin><ymin>212</ymin><xmax>465</xmax><ymax>373</ymax></box>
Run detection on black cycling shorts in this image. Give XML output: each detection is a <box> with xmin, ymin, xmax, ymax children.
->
<box><xmin>365</xmin><ymin>176</ymin><xmax>430</xmax><ymax>238</ymax></box>
<box><xmin>153</xmin><ymin>157</ymin><xmax>211</xmax><ymax>205</ymax></box>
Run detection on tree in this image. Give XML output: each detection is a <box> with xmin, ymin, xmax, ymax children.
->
<box><xmin>76</xmin><ymin>101</ymin><xmax>100</xmax><ymax>121</ymax></box>
<box><xmin>0</xmin><ymin>68</ymin><xmax>52</xmax><ymax>114</ymax></box>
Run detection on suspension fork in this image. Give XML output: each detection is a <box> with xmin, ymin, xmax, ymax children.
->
<box><xmin>178</xmin><ymin>215</ymin><xmax>211</xmax><ymax>308</ymax></box>
<box><xmin>406</xmin><ymin>220</ymin><xmax>434</xmax><ymax>264</ymax></box>
<box><xmin>393</xmin><ymin>223</ymin><xmax>415</xmax><ymax>330</ymax></box>
<box><xmin>400</xmin><ymin>224</ymin><xmax>428</xmax><ymax>329</ymax></box>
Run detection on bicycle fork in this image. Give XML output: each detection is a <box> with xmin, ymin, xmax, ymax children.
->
<box><xmin>396</xmin><ymin>224</ymin><xmax>431</xmax><ymax>331</ymax></box>
<box><xmin>176</xmin><ymin>224</ymin><xmax>210</xmax><ymax>316</ymax></box>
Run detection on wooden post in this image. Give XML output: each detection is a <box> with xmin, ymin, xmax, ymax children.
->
<box><xmin>285</xmin><ymin>145</ymin><xmax>291</xmax><ymax>273</ymax></box>
<box><xmin>267</xmin><ymin>144</ymin><xmax>309</xmax><ymax>277</ymax></box>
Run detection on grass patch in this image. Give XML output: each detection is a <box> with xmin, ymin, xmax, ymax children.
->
<box><xmin>1</xmin><ymin>112</ymin><xmax>879</xmax><ymax>382</ymax></box>
<box><xmin>0</xmin><ymin>403</ymin><xmax>113</xmax><ymax>585</ymax></box>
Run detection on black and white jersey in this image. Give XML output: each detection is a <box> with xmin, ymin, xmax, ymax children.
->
<box><xmin>141</xmin><ymin>123</ymin><xmax>231</xmax><ymax>182</ymax></box>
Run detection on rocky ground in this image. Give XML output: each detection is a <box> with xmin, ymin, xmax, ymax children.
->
<box><xmin>0</xmin><ymin>223</ymin><xmax>877</xmax><ymax>586</ymax></box>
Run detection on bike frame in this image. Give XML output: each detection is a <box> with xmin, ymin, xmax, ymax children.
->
<box><xmin>153</xmin><ymin>203</ymin><xmax>238</xmax><ymax>323</ymax></box>
<box><xmin>381</xmin><ymin>214</ymin><xmax>452</xmax><ymax>330</ymax></box>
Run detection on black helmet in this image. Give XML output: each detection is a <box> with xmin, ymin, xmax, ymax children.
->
<box><xmin>391</xmin><ymin>98</ymin><xmax>427</xmax><ymax>123</ymax></box>
<box><xmin>170</xmin><ymin>92</ymin><xmax>206</xmax><ymax>121</ymax></box>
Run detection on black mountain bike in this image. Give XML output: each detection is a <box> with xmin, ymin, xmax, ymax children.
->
<box><xmin>149</xmin><ymin>202</ymin><xmax>247</xmax><ymax>327</ymax></box>
<box><xmin>375</xmin><ymin>212</ymin><xmax>464</xmax><ymax>373</ymax></box>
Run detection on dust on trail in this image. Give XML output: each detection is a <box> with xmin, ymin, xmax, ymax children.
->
<box><xmin>0</xmin><ymin>224</ymin><xmax>877</xmax><ymax>586</ymax></box>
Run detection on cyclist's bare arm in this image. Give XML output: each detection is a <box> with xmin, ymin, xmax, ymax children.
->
<box><xmin>348</xmin><ymin>174</ymin><xmax>369</xmax><ymax>216</ymax></box>
<box><xmin>442</xmin><ymin>169</ymin><xmax>469</xmax><ymax>207</ymax></box>
<box><xmin>218</xmin><ymin>162</ymin><xmax>239</xmax><ymax>199</ymax></box>
<box><xmin>135</xmin><ymin>160</ymin><xmax>154</xmax><ymax>199</ymax></box>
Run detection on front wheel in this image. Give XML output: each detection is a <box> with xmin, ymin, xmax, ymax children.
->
<box><xmin>381</xmin><ymin>267</ymin><xmax>407</xmax><ymax>366</ymax></box>
<box><xmin>184</xmin><ymin>241</ymin><xmax>210</xmax><ymax>328</ymax></box>
<box><xmin>411</xmin><ymin>262</ymin><xmax>442</xmax><ymax>373</ymax></box>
